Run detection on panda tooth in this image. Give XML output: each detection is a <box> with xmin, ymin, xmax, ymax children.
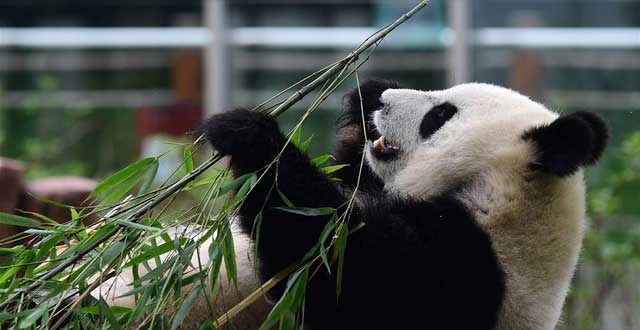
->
<box><xmin>373</xmin><ymin>136</ymin><xmax>385</xmax><ymax>151</ymax></box>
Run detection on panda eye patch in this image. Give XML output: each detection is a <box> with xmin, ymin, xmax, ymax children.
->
<box><xmin>419</xmin><ymin>102</ymin><xmax>458</xmax><ymax>140</ymax></box>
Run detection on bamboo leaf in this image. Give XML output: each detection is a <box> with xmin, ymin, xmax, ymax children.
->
<box><xmin>80</xmin><ymin>305</ymin><xmax>131</xmax><ymax>315</ymax></box>
<box><xmin>113</xmin><ymin>218</ymin><xmax>162</xmax><ymax>234</ymax></box>
<box><xmin>89</xmin><ymin>157</ymin><xmax>157</xmax><ymax>200</ymax></box>
<box><xmin>229</xmin><ymin>173</ymin><xmax>258</xmax><ymax>208</ymax></box>
<box><xmin>0</xmin><ymin>311</ymin><xmax>20</xmax><ymax>322</ymax></box>
<box><xmin>70</xmin><ymin>207</ymin><xmax>79</xmax><ymax>221</ymax></box>
<box><xmin>259</xmin><ymin>268</ymin><xmax>308</xmax><ymax>330</ymax></box>
<box><xmin>26</xmin><ymin>193</ymin><xmax>74</xmax><ymax>210</ymax></box>
<box><xmin>18</xmin><ymin>307</ymin><xmax>46</xmax><ymax>329</ymax></box>
<box><xmin>208</xmin><ymin>245</ymin><xmax>224</xmax><ymax>297</ymax></box>
<box><xmin>129</xmin><ymin>256</ymin><xmax>176</xmax><ymax>286</ymax></box>
<box><xmin>98</xmin><ymin>298</ymin><xmax>122</xmax><ymax>330</ymax></box>
<box><xmin>273</xmin><ymin>207</ymin><xmax>335</xmax><ymax>217</ymax></box>
<box><xmin>0</xmin><ymin>213</ymin><xmax>43</xmax><ymax>228</ymax></box>
<box><xmin>219</xmin><ymin>172</ymin><xmax>255</xmax><ymax>195</ymax></box>
<box><xmin>290</xmin><ymin>126</ymin><xmax>302</xmax><ymax>147</ymax></box>
<box><xmin>139</xmin><ymin>158</ymin><xmax>159</xmax><ymax>195</ymax></box>
<box><xmin>251</xmin><ymin>212</ymin><xmax>263</xmax><ymax>264</ymax></box>
<box><xmin>123</xmin><ymin>241</ymin><xmax>174</xmax><ymax>268</ymax></box>
<box><xmin>319</xmin><ymin>220</ymin><xmax>336</xmax><ymax>274</ymax></box>
<box><xmin>184</xmin><ymin>146</ymin><xmax>194</xmax><ymax>174</ymax></box>
<box><xmin>334</xmin><ymin>225</ymin><xmax>349</xmax><ymax>298</ymax></box>
<box><xmin>277</xmin><ymin>189</ymin><xmax>295</xmax><ymax>208</ymax></box>
<box><xmin>171</xmin><ymin>286</ymin><xmax>202</xmax><ymax>330</ymax></box>
<box><xmin>34</xmin><ymin>233</ymin><xmax>63</xmax><ymax>263</ymax></box>
<box><xmin>310</xmin><ymin>155</ymin><xmax>332</xmax><ymax>166</ymax></box>
<box><xmin>222</xmin><ymin>224</ymin><xmax>238</xmax><ymax>286</ymax></box>
<box><xmin>14</xmin><ymin>210</ymin><xmax>58</xmax><ymax>225</ymax></box>
<box><xmin>299</xmin><ymin>133</ymin><xmax>314</xmax><ymax>153</ymax></box>
<box><xmin>321</xmin><ymin>164</ymin><xmax>349</xmax><ymax>174</ymax></box>
<box><xmin>100</xmin><ymin>166</ymin><xmax>151</xmax><ymax>206</ymax></box>
<box><xmin>198</xmin><ymin>321</ymin><xmax>217</xmax><ymax>330</ymax></box>
<box><xmin>129</xmin><ymin>285</ymin><xmax>152</xmax><ymax>322</ymax></box>
<box><xmin>0</xmin><ymin>246</ymin><xmax>24</xmax><ymax>257</ymax></box>
<box><xmin>190</xmin><ymin>168</ymin><xmax>225</xmax><ymax>188</ymax></box>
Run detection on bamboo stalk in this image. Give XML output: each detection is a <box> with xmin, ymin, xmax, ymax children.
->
<box><xmin>269</xmin><ymin>0</ymin><xmax>431</xmax><ymax>117</ymax></box>
<box><xmin>1</xmin><ymin>0</ymin><xmax>433</xmax><ymax>324</ymax></box>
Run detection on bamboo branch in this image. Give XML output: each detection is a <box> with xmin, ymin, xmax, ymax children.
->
<box><xmin>0</xmin><ymin>0</ymin><xmax>432</xmax><ymax>323</ymax></box>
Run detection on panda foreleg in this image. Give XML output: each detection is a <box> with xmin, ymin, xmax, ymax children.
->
<box><xmin>203</xmin><ymin>109</ymin><xmax>347</xmax><ymax>278</ymax></box>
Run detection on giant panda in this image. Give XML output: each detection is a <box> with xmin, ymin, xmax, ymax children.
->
<box><xmin>98</xmin><ymin>79</ymin><xmax>608</xmax><ymax>330</ymax></box>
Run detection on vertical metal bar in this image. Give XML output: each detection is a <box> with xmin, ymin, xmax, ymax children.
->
<box><xmin>204</xmin><ymin>0</ymin><xmax>229</xmax><ymax>116</ymax></box>
<box><xmin>447</xmin><ymin>0</ymin><xmax>470</xmax><ymax>85</ymax></box>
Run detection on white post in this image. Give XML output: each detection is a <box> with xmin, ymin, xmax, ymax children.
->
<box><xmin>204</xmin><ymin>0</ymin><xmax>229</xmax><ymax>116</ymax></box>
<box><xmin>447</xmin><ymin>0</ymin><xmax>470</xmax><ymax>85</ymax></box>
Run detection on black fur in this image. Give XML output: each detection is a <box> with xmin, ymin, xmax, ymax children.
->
<box><xmin>334</xmin><ymin>79</ymin><xmax>400</xmax><ymax>191</ymax></box>
<box><xmin>203</xmin><ymin>106</ymin><xmax>505</xmax><ymax>329</ymax></box>
<box><xmin>419</xmin><ymin>102</ymin><xmax>459</xmax><ymax>140</ymax></box>
<box><xmin>340</xmin><ymin>78</ymin><xmax>401</xmax><ymax>136</ymax></box>
<box><xmin>523</xmin><ymin>111</ymin><xmax>609</xmax><ymax>176</ymax></box>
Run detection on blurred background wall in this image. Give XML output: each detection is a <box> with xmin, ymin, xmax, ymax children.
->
<box><xmin>0</xmin><ymin>1</ymin><xmax>638</xmax><ymax>329</ymax></box>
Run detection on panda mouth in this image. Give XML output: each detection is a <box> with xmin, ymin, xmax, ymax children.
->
<box><xmin>371</xmin><ymin>135</ymin><xmax>400</xmax><ymax>161</ymax></box>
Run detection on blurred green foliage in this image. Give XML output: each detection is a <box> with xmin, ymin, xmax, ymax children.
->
<box><xmin>0</xmin><ymin>75</ymin><xmax>136</xmax><ymax>179</ymax></box>
<box><xmin>1</xmin><ymin>73</ymin><xmax>639</xmax><ymax>328</ymax></box>
<box><xmin>561</xmin><ymin>130</ymin><xmax>640</xmax><ymax>329</ymax></box>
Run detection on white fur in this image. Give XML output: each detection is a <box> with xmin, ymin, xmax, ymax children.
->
<box><xmin>98</xmin><ymin>83</ymin><xmax>586</xmax><ymax>330</ymax></box>
<box><xmin>93</xmin><ymin>224</ymin><xmax>270</xmax><ymax>329</ymax></box>
<box><xmin>366</xmin><ymin>83</ymin><xmax>585</xmax><ymax>330</ymax></box>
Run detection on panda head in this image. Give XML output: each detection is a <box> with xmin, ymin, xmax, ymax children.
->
<box><xmin>363</xmin><ymin>82</ymin><xmax>608</xmax><ymax>199</ymax></box>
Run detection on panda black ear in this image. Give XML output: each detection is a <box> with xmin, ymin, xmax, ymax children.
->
<box><xmin>523</xmin><ymin>111</ymin><xmax>609</xmax><ymax>176</ymax></box>
<box><xmin>341</xmin><ymin>78</ymin><xmax>401</xmax><ymax>127</ymax></box>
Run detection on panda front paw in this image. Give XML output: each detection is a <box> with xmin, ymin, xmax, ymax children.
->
<box><xmin>202</xmin><ymin>109</ymin><xmax>285</xmax><ymax>165</ymax></box>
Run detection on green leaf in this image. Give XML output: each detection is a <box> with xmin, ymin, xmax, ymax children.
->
<box><xmin>0</xmin><ymin>213</ymin><xmax>43</xmax><ymax>228</ymax></box>
<box><xmin>277</xmin><ymin>189</ymin><xmax>295</xmax><ymax>208</ymax></box>
<box><xmin>219</xmin><ymin>172</ymin><xmax>255</xmax><ymax>195</ymax></box>
<box><xmin>208</xmin><ymin>245</ymin><xmax>224</xmax><ymax>297</ymax></box>
<box><xmin>319</xmin><ymin>220</ymin><xmax>336</xmax><ymax>274</ymax></box>
<box><xmin>118</xmin><ymin>282</ymin><xmax>156</xmax><ymax>299</ymax></box>
<box><xmin>184</xmin><ymin>146</ymin><xmax>194</xmax><ymax>174</ymax></box>
<box><xmin>14</xmin><ymin>210</ymin><xmax>58</xmax><ymax>225</ymax></box>
<box><xmin>290</xmin><ymin>126</ymin><xmax>302</xmax><ymax>147</ymax></box>
<box><xmin>19</xmin><ymin>307</ymin><xmax>46</xmax><ymax>329</ymax></box>
<box><xmin>34</xmin><ymin>232</ymin><xmax>63</xmax><ymax>263</ymax></box>
<box><xmin>139</xmin><ymin>158</ymin><xmax>159</xmax><ymax>195</ymax></box>
<box><xmin>124</xmin><ymin>241</ymin><xmax>174</xmax><ymax>268</ymax></box>
<box><xmin>251</xmin><ymin>212</ymin><xmax>263</xmax><ymax>265</ymax></box>
<box><xmin>129</xmin><ymin>285</ymin><xmax>152</xmax><ymax>322</ymax></box>
<box><xmin>198</xmin><ymin>321</ymin><xmax>217</xmax><ymax>330</ymax></box>
<box><xmin>100</xmin><ymin>165</ymin><xmax>152</xmax><ymax>206</ymax></box>
<box><xmin>113</xmin><ymin>218</ymin><xmax>162</xmax><ymax>234</ymax></box>
<box><xmin>0</xmin><ymin>311</ymin><xmax>20</xmax><ymax>322</ymax></box>
<box><xmin>259</xmin><ymin>268</ymin><xmax>308</xmax><ymax>330</ymax></box>
<box><xmin>273</xmin><ymin>207</ymin><xmax>335</xmax><ymax>217</ymax></box>
<box><xmin>89</xmin><ymin>157</ymin><xmax>157</xmax><ymax>200</ymax></box>
<box><xmin>25</xmin><ymin>193</ymin><xmax>73</xmax><ymax>210</ymax></box>
<box><xmin>321</xmin><ymin>164</ymin><xmax>349</xmax><ymax>174</ymax></box>
<box><xmin>171</xmin><ymin>286</ymin><xmax>202</xmax><ymax>330</ymax></box>
<box><xmin>129</xmin><ymin>256</ymin><xmax>176</xmax><ymax>286</ymax></box>
<box><xmin>0</xmin><ymin>246</ymin><xmax>24</xmax><ymax>257</ymax></box>
<box><xmin>334</xmin><ymin>224</ymin><xmax>348</xmax><ymax>298</ymax></box>
<box><xmin>228</xmin><ymin>173</ymin><xmax>258</xmax><ymax>209</ymax></box>
<box><xmin>98</xmin><ymin>298</ymin><xmax>122</xmax><ymax>330</ymax></box>
<box><xmin>221</xmin><ymin>224</ymin><xmax>238</xmax><ymax>286</ymax></box>
<box><xmin>80</xmin><ymin>305</ymin><xmax>131</xmax><ymax>316</ymax></box>
<box><xmin>310</xmin><ymin>155</ymin><xmax>332</xmax><ymax>166</ymax></box>
<box><xmin>70</xmin><ymin>207</ymin><xmax>79</xmax><ymax>221</ymax></box>
<box><xmin>299</xmin><ymin>133</ymin><xmax>314</xmax><ymax>153</ymax></box>
<box><xmin>190</xmin><ymin>168</ymin><xmax>225</xmax><ymax>189</ymax></box>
